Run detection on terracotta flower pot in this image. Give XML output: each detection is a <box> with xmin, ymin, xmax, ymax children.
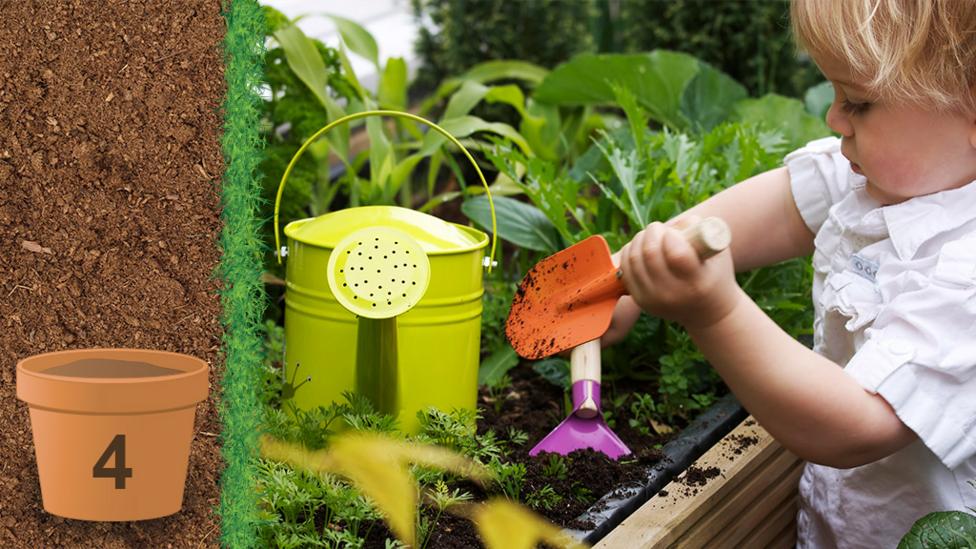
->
<box><xmin>16</xmin><ymin>348</ymin><xmax>209</xmax><ymax>521</ymax></box>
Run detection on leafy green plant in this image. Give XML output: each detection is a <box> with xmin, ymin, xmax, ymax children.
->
<box><xmin>261</xmin><ymin>433</ymin><xmax>585</xmax><ymax>549</ymax></box>
<box><xmin>422</xmin><ymin>480</ymin><xmax>473</xmax><ymax>549</ymax></box>
<box><xmin>526</xmin><ymin>484</ymin><xmax>564</xmax><ymax>511</ymax></box>
<box><xmin>541</xmin><ymin>454</ymin><xmax>569</xmax><ymax>481</ymax></box>
<box><xmin>489</xmin><ymin>459</ymin><xmax>528</xmax><ymax>502</ymax></box>
<box><xmin>898</xmin><ymin>510</ymin><xmax>976</xmax><ymax>548</ymax></box>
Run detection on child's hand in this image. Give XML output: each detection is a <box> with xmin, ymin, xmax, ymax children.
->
<box><xmin>618</xmin><ymin>217</ymin><xmax>741</xmax><ymax>331</ymax></box>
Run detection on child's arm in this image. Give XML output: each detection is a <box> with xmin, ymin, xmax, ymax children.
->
<box><xmin>618</xmin><ymin>221</ymin><xmax>917</xmax><ymax>469</ymax></box>
<box><xmin>603</xmin><ymin>166</ymin><xmax>814</xmax><ymax>345</ymax></box>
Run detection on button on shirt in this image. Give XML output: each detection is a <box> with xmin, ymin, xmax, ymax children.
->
<box><xmin>785</xmin><ymin>137</ymin><xmax>976</xmax><ymax>549</ymax></box>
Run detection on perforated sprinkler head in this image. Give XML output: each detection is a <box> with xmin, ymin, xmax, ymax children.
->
<box><xmin>327</xmin><ymin>227</ymin><xmax>431</xmax><ymax>319</ymax></box>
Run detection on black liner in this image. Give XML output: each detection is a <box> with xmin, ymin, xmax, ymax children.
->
<box><xmin>566</xmin><ymin>393</ymin><xmax>747</xmax><ymax>544</ymax></box>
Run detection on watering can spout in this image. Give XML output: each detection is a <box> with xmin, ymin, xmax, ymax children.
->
<box><xmin>328</xmin><ymin>227</ymin><xmax>431</xmax><ymax>416</ymax></box>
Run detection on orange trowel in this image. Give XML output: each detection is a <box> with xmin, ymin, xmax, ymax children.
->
<box><xmin>505</xmin><ymin>217</ymin><xmax>731</xmax><ymax>359</ymax></box>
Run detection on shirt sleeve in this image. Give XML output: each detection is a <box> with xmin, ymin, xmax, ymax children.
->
<box><xmin>783</xmin><ymin>136</ymin><xmax>858</xmax><ymax>235</ymax></box>
<box><xmin>843</xmin><ymin>238</ymin><xmax>976</xmax><ymax>469</ymax></box>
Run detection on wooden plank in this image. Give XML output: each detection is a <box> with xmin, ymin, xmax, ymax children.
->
<box><xmin>737</xmin><ymin>495</ymin><xmax>799</xmax><ymax>549</ymax></box>
<box><xmin>767</xmin><ymin>515</ymin><xmax>801</xmax><ymax>549</ymax></box>
<box><xmin>595</xmin><ymin>418</ymin><xmax>784</xmax><ymax>548</ymax></box>
<box><xmin>686</xmin><ymin>451</ymin><xmax>802</xmax><ymax>547</ymax></box>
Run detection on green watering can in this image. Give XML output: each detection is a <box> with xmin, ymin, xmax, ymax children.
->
<box><xmin>273</xmin><ymin>110</ymin><xmax>498</xmax><ymax>433</ymax></box>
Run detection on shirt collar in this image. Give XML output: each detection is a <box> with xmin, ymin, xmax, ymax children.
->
<box><xmin>882</xmin><ymin>178</ymin><xmax>976</xmax><ymax>261</ymax></box>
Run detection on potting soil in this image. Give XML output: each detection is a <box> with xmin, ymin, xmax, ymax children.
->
<box><xmin>0</xmin><ymin>2</ymin><xmax>224</xmax><ymax>547</ymax></box>
<box><xmin>43</xmin><ymin>359</ymin><xmax>183</xmax><ymax>378</ymax></box>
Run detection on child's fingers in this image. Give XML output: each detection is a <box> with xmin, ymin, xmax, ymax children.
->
<box><xmin>638</xmin><ymin>222</ymin><xmax>669</xmax><ymax>280</ymax></box>
<box><xmin>622</xmin><ymin>229</ymin><xmax>650</xmax><ymax>283</ymax></box>
<box><xmin>665</xmin><ymin>213</ymin><xmax>702</xmax><ymax>231</ymax></box>
<box><xmin>662</xmin><ymin>228</ymin><xmax>700</xmax><ymax>278</ymax></box>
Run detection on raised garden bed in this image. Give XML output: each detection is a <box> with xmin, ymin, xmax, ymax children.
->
<box><xmin>596</xmin><ymin>417</ymin><xmax>802</xmax><ymax>548</ymax></box>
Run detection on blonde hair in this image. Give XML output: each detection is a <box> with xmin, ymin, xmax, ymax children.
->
<box><xmin>791</xmin><ymin>0</ymin><xmax>976</xmax><ymax>114</ymax></box>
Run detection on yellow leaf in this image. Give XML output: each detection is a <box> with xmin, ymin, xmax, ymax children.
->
<box><xmin>260</xmin><ymin>432</ymin><xmax>492</xmax><ymax>547</ymax></box>
<box><xmin>649</xmin><ymin>418</ymin><xmax>675</xmax><ymax>435</ymax></box>
<box><xmin>474</xmin><ymin>498</ymin><xmax>589</xmax><ymax>549</ymax></box>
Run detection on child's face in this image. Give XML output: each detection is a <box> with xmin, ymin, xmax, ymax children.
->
<box><xmin>816</xmin><ymin>55</ymin><xmax>976</xmax><ymax>205</ymax></box>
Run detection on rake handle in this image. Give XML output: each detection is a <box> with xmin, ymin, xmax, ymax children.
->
<box><xmin>613</xmin><ymin>217</ymin><xmax>731</xmax><ymax>279</ymax></box>
<box><xmin>571</xmin><ymin>339</ymin><xmax>601</xmax><ymax>419</ymax></box>
<box><xmin>680</xmin><ymin>217</ymin><xmax>732</xmax><ymax>260</ymax></box>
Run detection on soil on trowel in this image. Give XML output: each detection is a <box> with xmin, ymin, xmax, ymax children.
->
<box><xmin>0</xmin><ymin>2</ymin><xmax>225</xmax><ymax>547</ymax></box>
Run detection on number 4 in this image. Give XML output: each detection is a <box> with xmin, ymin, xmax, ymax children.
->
<box><xmin>93</xmin><ymin>434</ymin><xmax>133</xmax><ymax>489</ymax></box>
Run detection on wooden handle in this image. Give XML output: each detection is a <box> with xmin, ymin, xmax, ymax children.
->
<box><xmin>680</xmin><ymin>217</ymin><xmax>731</xmax><ymax>259</ymax></box>
<box><xmin>571</xmin><ymin>339</ymin><xmax>601</xmax><ymax>418</ymax></box>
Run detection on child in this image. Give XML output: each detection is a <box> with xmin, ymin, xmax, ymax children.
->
<box><xmin>603</xmin><ymin>1</ymin><xmax>976</xmax><ymax>546</ymax></box>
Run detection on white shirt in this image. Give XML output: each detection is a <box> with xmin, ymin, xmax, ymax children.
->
<box><xmin>785</xmin><ymin>137</ymin><xmax>976</xmax><ymax>549</ymax></box>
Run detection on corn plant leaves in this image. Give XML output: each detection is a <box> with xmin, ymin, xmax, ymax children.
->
<box><xmin>898</xmin><ymin>511</ymin><xmax>976</xmax><ymax>549</ymax></box>
<box><xmin>473</xmin><ymin>498</ymin><xmax>587</xmax><ymax>549</ymax></box>
<box><xmin>418</xmin><ymin>115</ymin><xmax>530</xmax><ymax>157</ymax></box>
<box><xmin>272</xmin><ymin>23</ymin><xmax>348</xmax><ymax>159</ymax></box>
<box><xmin>462</xmin><ymin>195</ymin><xmax>561</xmax><ymax>253</ymax></box>
<box><xmin>378</xmin><ymin>57</ymin><xmax>407</xmax><ymax>110</ymax></box>
<box><xmin>324</xmin><ymin>14</ymin><xmax>379</xmax><ymax>70</ymax></box>
<box><xmin>261</xmin><ymin>433</ymin><xmax>490</xmax><ymax>547</ymax></box>
<box><xmin>424</xmin><ymin>60</ymin><xmax>549</xmax><ymax>113</ymax></box>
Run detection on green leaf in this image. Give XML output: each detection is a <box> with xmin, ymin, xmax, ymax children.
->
<box><xmin>804</xmin><ymin>81</ymin><xmax>834</xmax><ymax>120</ymax></box>
<box><xmin>898</xmin><ymin>511</ymin><xmax>976</xmax><ymax>549</ymax></box>
<box><xmin>733</xmin><ymin>94</ymin><xmax>832</xmax><ymax>150</ymax></box>
<box><xmin>532</xmin><ymin>358</ymin><xmax>570</xmax><ymax>390</ymax></box>
<box><xmin>366</xmin><ymin>116</ymin><xmax>394</xmax><ymax>201</ymax></box>
<box><xmin>422</xmin><ymin>60</ymin><xmax>549</xmax><ymax>115</ymax></box>
<box><xmin>336</xmin><ymin>41</ymin><xmax>368</xmax><ymax>104</ymax></box>
<box><xmin>478</xmin><ymin>346</ymin><xmax>519</xmax><ymax>387</ymax></box>
<box><xmin>326</xmin><ymin>14</ymin><xmax>379</xmax><ymax>70</ymax></box>
<box><xmin>461</xmin><ymin>60</ymin><xmax>549</xmax><ymax>86</ymax></box>
<box><xmin>378</xmin><ymin>57</ymin><xmax>407</xmax><ymax>110</ymax></box>
<box><xmin>534</xmin><ymin>51</ymin><xmax>702</xmax><ymax>130</ymax></box>
<box><xmin>462</xmin><ymin>195</ymin><xmax>561</xmax><ymax>253</ymax></box>
<box><xmin>484</xmin><ymin>84</ymin><xmax>527</xmax><ymax>118</ymax></box>
<box><xmin>444</xmin><ymin>81</ymin><xmax>490</xmax><ymax>119</ymax></box>
<box><xmin>272</xmin><ymin>24</ymin><xmax>348</xmax><ymax>159</ymax></box>
<box><xmin>680</xmin><ymin>61</ymin><xmax>748</xmax><ymax>131</ymax></box>
<box><xmin>419</xmin><ymin>116</ymin><xmax>530</xmax><ymax>156</ymax></box>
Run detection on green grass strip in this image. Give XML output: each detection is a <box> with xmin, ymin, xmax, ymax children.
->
<box><xmin>219</xmin><ymin>0</ymin><xmax>266</xmax><ymax>547</ymax></box>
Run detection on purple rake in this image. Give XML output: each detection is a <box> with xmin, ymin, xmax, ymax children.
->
<box><xmin>529</xmin><ymin>339</ymin><xmax>631</xmax><ymax>459</ymax></box>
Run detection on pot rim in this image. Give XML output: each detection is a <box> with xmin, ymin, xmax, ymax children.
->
<box><xmin>16</xmin><ymin>348</ymin><xmax>209</xmax><ymax>414</ymax></box>
<box><xmin>17</xmin><ymin>348</ymin><xmax>207</xmax><ymax>385</ymax></box>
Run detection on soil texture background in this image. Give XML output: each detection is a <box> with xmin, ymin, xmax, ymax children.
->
<box><xmin>0</xmin><ymin>1</ymin><xmax>226</xmax><ymax>547</ymax></box>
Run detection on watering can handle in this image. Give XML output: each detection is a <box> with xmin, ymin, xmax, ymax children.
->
<box><xmin>272</xmin><ymin>109</ymin><xmax>498</xmax><ymax>272</ymax></box>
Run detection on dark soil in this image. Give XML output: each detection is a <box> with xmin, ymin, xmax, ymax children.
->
<box><xmin>0</xmin><ymin>2</ymin><xmax>225</xmax><ymax>547</ymax></box>
<box><xmin>681</xmin><ymin>465</ymin><xmax>721</xmax><ymax>487</ymax></box>
<box><xmin>478</xmin><ymin>364</ymin><xmax>667</xmax><ymax>527</ymax></box>
<box><xmin>363</xmin><ymin>365</ymin><xmax>671</xmax><ymax>548</ymax></box>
